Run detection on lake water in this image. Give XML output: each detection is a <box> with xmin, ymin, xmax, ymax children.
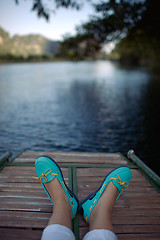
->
<box><xmin>0</xmin><ymin>61</ymin><xmax>160</xmax><ymax>175</ymax></box>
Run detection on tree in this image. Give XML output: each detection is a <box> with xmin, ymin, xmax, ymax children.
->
<box><xmin>14</xmin><ymin>0</ymin><xmax>160</xmax><ymax>66</ymax></box>
<box><xmin>56</xmin><ymin>33</ymin><xmax>101</xmax><ymax>59</ymax></box>
<box><xmin>15</xmin><ymin>0</ymin><xmax>160</xmax><ymax>40</ymax></box>
<box><xmin>15</xmin><ymin>0</ymin><xmax>86</xmax><ymax>21</ymax></box>
<box><xmin>58</xmin><ymin>0</ymin><xmax>148</xmax><ymax>58</ymax></box>
<box><xmin>108</xmin><ymin>0</ymin><xmax>160</xmax><ymax>68</ymax></box>
<box><xmin>78</xmin><ymin>0</ymin><xmax>145</xmax><ymax>42</ymax></box>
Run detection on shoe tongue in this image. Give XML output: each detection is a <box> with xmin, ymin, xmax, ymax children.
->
<box><xmin>41</xmin><ymin>174</ymin><xmax>56</xmax><ymax>183</ymax></box>
<box><xmin>110</xmin><ymin>178</ymin><xmax>123</xmax><ymax>200</ymax></box>
<box><xmin>111</xmin><ymin>178</ymin><xmax>122</xmax><ymax>191</ymax></box>
<box><xmin>111</xmin><ymin>177</ymin><xmax>128</xmax><ymax>201</ymax></box>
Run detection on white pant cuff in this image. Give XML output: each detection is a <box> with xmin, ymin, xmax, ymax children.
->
<box><xmin>41</xmin><ymin>224</ymin><xmax>76</xmax><ymax>240</ymax></box>
<box><xmin>83</xmin><ymin>229</ymin><xmax>118</xmax><ymax>240</ymax></box>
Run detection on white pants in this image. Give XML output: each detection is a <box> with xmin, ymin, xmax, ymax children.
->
<box><xmin>41</xmin><ymin>224</ymin><xmax>118</xmax><ymax>240</ymax></box>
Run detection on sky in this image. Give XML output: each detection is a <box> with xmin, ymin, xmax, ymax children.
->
<box><xmin>0</xmin><ymin>0</ymin><xmax>97</xmax><ymax>41</ymax></box>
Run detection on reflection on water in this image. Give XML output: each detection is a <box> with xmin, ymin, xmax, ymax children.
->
<box><xmin>0</xmin><ymin>61</ymin><xmax>159</xmax><ymax>175</ymax></box>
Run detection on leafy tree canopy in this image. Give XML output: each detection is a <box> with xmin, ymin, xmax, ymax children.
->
<box><xmin>15</xmin><ymin>0</ymin><xmax>159</xmax><ymax>41</ymax></box>
<box><xmin>14</xmin><ymin>0</ymin><xmax>160</xmax><ymax>66</ymax></box>
<box><xmin>15</xmin><ymin>0</ymin><xmax>88</xmax><ymax>21</ymax></box>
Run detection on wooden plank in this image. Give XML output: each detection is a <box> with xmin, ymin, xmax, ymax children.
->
<box><xmin>14</xmin><ymin>151</ymin><xmax>128</xmax><ymax>165</ymax></box>
<box><xmin>0</xmin><ymin>166</ymin><xmax>68</xmax><ymax>175</ymax></box>
<box><xmin>80</xmin><ymin>229</ymin><xmax>160</xmax><ymax>240</ymax></box>
<box><xmin>0</xmin><ymin>166</ymin><xmax>68</xmax><ymax>183</ymax></box>
<box><xmin>0</xmin><ymin>211</ymin><xmax>50</xmax><ymax>228</ymax></box>
<box><xmin>117</xmin><ymin>234</ymin><xmax>160</xmax><ymax>240</ymax></box>
<box><xmin>0</xmin><ymin>210</ymin><xmax>50</xmax><ymax>218</ymax></box>
<box><xmin>0</xmin><ymin>203</ymin><xmax>52</xmax><ymax>212</ymax></box>
<box><xmin>115</xmin><ymin>224</ymin><xmax>160</xmax><ymax>233</ymax></box>
<box><xmin>0</xmin><ymin>151</ymin><xmax>160</xmax><ymax>240</ymax></box>
<box><xmin>0</xmin><ymin>216</ymin><xmax>48</xmax><ymax>229</ymax></box>
<box><xmin>0</xmin><ymin>191</ymin><xmax>47</xmax><ymax>198</ymax></box>
<box><xmin>79</xmin><ymin>214</ymin><xmax>160</xmax><ymax>226</ymax></box>
<box><xmin>0</xmin><ymin>196</ymin><xmax>51</xmax><ymax>204</ymax></box>
<box><xmin>79</xmin><ymin>225</ymin><xmax>160</xmax><ymax>237</ymax></box>
<box><xmin>0</xmin><ymin>228</ymin><xmax>42</xmax><ymax>240</ymax></box>
<box><xmin>18</xmin><ymin>151</ymin><xmax>124</xmax><ymax>158</ymax></box>
<box><xmin>0</xmin><ymin>185</ymin><xmax>44</xmax><ymax>194</ymax></box>
<box><xmin>113</xmin><ymin>207</ymin><xmax>160</xmax><ymax>216</ymax></box>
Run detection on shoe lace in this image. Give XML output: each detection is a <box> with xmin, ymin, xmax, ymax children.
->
<box><xmin>109</xmin><ymin>174</ymin><xmax>128</xmax><ymax>188</ymax></box>
<box><xmin>33</xmin><ymin>169</ymin><xmax>59</xmax><ymax>182</ymax></box>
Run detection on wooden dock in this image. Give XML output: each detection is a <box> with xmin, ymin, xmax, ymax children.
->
<box><xmin>0</xmin><ymin>151</ymin><xmax>160</xmax><ymax>240</ymax></box>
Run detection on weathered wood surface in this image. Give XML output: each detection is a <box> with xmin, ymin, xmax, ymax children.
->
<box><xmin>0</xmin><ymin>151</ymin><xmax>160</xmax><ymax>240</ymax></box>
<box><xmin>13</xmin><ymin>151</ymin><xmax>128</xmax><ymax>165</ymax></box>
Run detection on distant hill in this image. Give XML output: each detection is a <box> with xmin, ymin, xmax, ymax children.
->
<box><xmin>0</xmin><ymin>26</ymin><xmax>60</xmax><ymax>58</ymax></box>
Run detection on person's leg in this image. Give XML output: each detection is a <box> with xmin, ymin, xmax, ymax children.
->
<box><xmin>42</xmin><ymin>178</ymin><xmax>75</xmax><ymax>240</ymax></box>
<box><xmin>34</xmin><ymin>156</ymin><xmax>79</xmax><ymax>240</ymax></box>
<box><xmin>82</xmin><ymin>181</ymin><xmax>119</xmax><ymax>240</ymax></box>
<box><xmin>89</xmin><ymin>181</ymin><xmax>119</xmax><ymax>232</ymax></box>
<box><xmin>80</xmin><ymin>166</ymin><xmax>131</xmax><ymax>240</ymax></box>
<box><xmin>41</xmin><ymin>178</ymin><xmax>75</xmax><ymax>240</ymax></box>
<box><xmin>45</xmin><ymin>178</ymin><xmax>72</xmax><ymax>229</ymax></box>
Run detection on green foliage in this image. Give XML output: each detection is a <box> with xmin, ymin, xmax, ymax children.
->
<box><xmin>0</xmin><ymin>27</ymin><xmax>10</xmax><ymax>40</ymax></box>
<box><xmin>62</xmin><ymin>0</ymin><xmax>160</xmax><ymax>69</ymax></box>
<box><xmin>15</xmin><ymin>0</ymin><xmax>84</xmax><ymax>21</ymax></box>
<box><xmin>12</xmin><ymin>0</ymin><xmax>160</xmax><ymax>69</ymax></box>
<box><xmin>79</xmin><ymin>0</ymin><xmax>145</xmax><ymax>42</ymax></box>
<box><xmin>107</xmin><ymin>0</ymin><xmax>160</xmax><ymax>69</ymax></box>
<box><xmin>56</xmin><ymin>34</ymin><xmax>102</xmax><ymax>60</ymax></box>
<box><xmin>0</xmin><ymin>53</ymin><xmax>52</xmax><ymax>62</ymax></box>
<box><xmin>0</xmin><ymin>27</ymin><xmax>59</xmax><ymax>59</ymax></box>
<box><xmin>110</xmin><ymin>28</ymin><xmax>160</xmax><ymax>69</ymax></box>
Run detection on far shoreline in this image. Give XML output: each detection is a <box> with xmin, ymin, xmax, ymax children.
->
<box><xmin>0</xmin><ymin>58</ymin><xmax>159</xmax><ymax>73</ymax></box>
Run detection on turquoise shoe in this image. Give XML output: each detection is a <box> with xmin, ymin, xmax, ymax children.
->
<box><xmin>34</xmin><ymin>156</ymin><xmax>79</xmax><ymax>219</ymax></box>
<box><xmin>79</xmin><ymin>166</ymin><xmax>132</xmax><ymax>223</ymax></box>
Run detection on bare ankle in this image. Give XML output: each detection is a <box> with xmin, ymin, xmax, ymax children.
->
<box><xmin>89</xmin><ymin>181</ymin><xmax>119</xmax><ymax>231</ymax></box>
<box><xmin>45</xmin><ymin>178</ymin><xmax>72</xmax><ymax>229</ymax></box>
<box><xmin>44</xmin><ymin>178</ymin><xmax>72</xmax><ymax>216</ymax></box>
